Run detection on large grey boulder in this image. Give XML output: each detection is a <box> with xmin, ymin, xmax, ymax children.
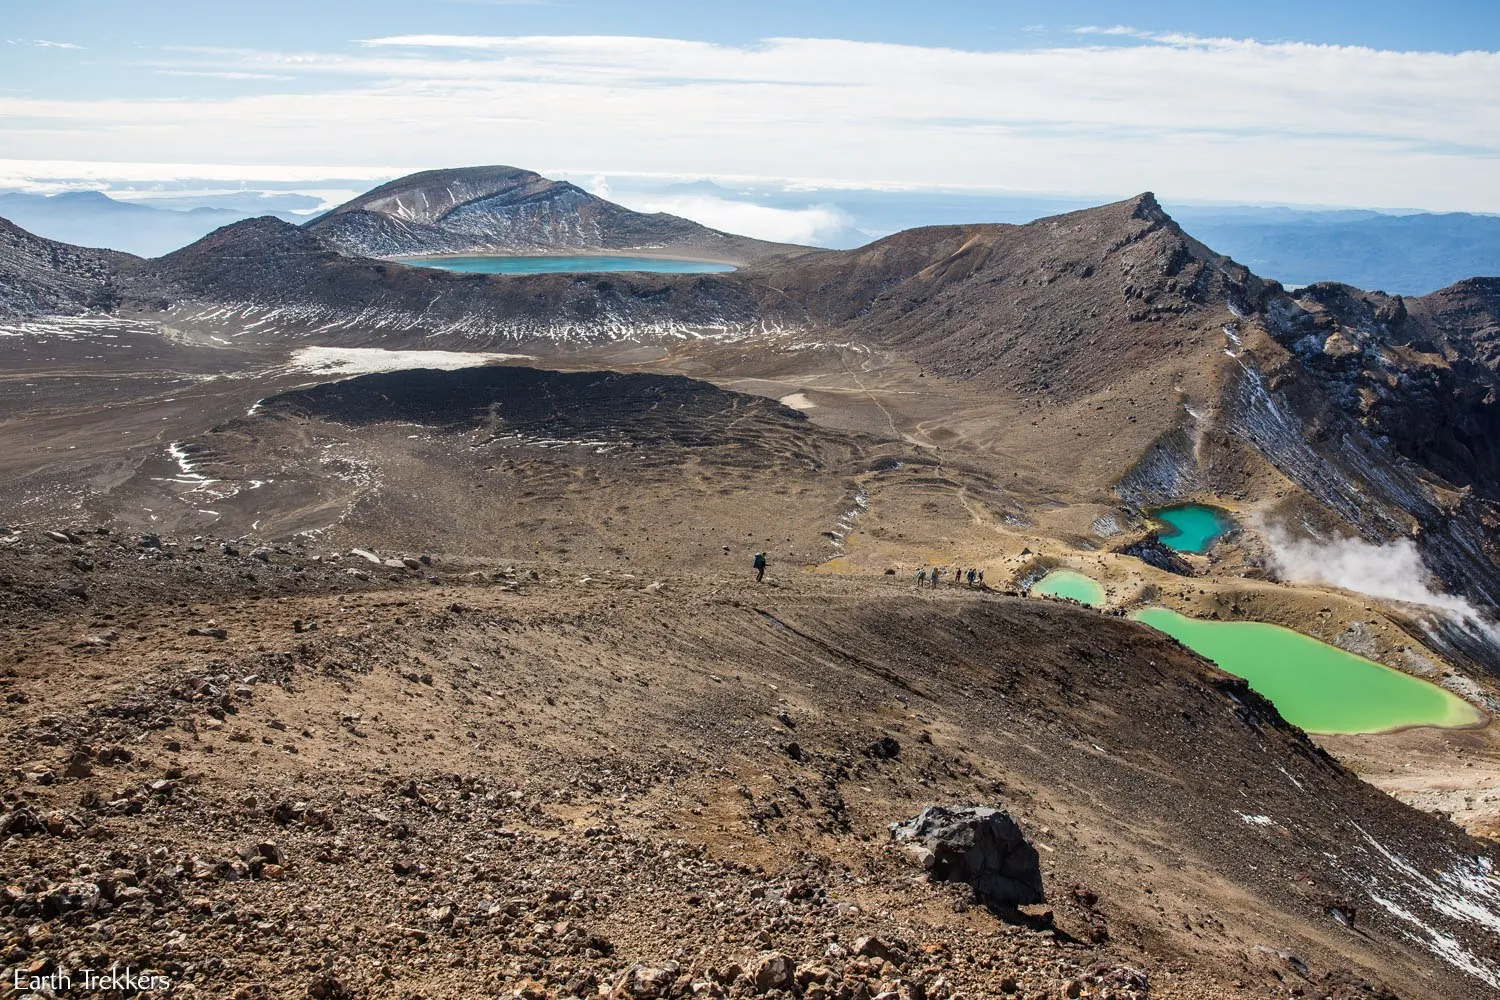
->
<box><xmin>889</xmin><ymin>805</ymin><xmax>1045</xmax><ymax>906</ymax></box>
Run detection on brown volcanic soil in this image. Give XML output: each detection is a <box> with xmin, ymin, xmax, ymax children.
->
<box><xmin>1</xmin><ymin>537</ymin><xmax>1495</xmax><ymax>1000</ymax></box>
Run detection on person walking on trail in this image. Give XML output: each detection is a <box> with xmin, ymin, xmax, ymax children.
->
<box><xmin>930</xmin><ymin>567</ymin><xmax>941</xmax><ymax>586</ymax></box>
<box><xmin>753</xmin><ymin>551</ymin><xmax>767</xmax><ymax>583</ymax></box>
<box><xmin>966</xmin><ymin>568</ymin><xmax>976</xmax><ymax>586</ymax></box>
<box><xmin>915</xmin><ymin>567</ymin><xmax>926</xmax><ymax>589</ymax></box>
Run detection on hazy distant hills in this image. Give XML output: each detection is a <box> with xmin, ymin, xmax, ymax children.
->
<box><xmin>1167</xmin><ymin>206</ymin><xmax>1500</xmax><ymax>295</ymax></box>
<box><xmin>305</xmin><ymin>165</ymin><xmax>807</xmax><ymax>264</ymax></box>
<box><xmin>2</xmin><ymin>174</ymin><xmax>1496</xmax><ymax>292</ymax></box>
<box><xmin>0</xmin><ymin>191</ymin><xmax>305</xmax><ymax>259</ymax></box>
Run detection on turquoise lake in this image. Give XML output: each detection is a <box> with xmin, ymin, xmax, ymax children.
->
<box><xmin>1152</xmin><ymin>504</ymin><xmax>1235</xmax><ymax>554</ymax></box>
<box><xmin>400</xmin><ymin>255</ymin><xmax>737</xmax><ymax>275</ymax></box>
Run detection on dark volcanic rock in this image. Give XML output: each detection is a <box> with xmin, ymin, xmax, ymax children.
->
<box><xmin>0</xmin><ymin>216</ymin><xmax>134</xmax><ymax>318</ymax></box>
<box><xmin>1115</xmin><ymin>533</ymin><xmax>1195</xmax><ymax>576</ymax></box>
<box><xmin>257</xmin><ymin>365</ymin><xmax>823</xmax><ymax>463</ymax></box>
<box><xmin>890</xmin><ymin>805</ymin><xmax>1045</xmax><ymax>907</ymax></box>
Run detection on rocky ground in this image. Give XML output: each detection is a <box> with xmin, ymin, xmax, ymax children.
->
<box><xmin>3</xmin><ymin>527</ymin><xmax>1499</xmax><ymax>999</ymax></box>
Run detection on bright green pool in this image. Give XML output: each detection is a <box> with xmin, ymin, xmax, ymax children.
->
<box><xmin>1132</xmin><ymin>607</ymin><xmax>1481</xmax><ymax>734</ymax></box>
<box><xmin>1032</xmin><ymin>570</ymin><xmax>1105</xmax><ymax>607</ymax></box>
<box><xmin>1152</xmin><ymin>504</ymin><xmax>1234</xmax><ymax>553</ymax></box>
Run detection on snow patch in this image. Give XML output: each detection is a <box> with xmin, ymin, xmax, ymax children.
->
<box><xmin>287</xmin><ymin>346</ymin><xmax>531</xmax><ymax>376</ymax></box>
<box><xmin>1355</xmin><ymin>825</ymin><xmax>1500</xmax><ymax>988</ymax></box>
<box><xmin>1091</xmin><ymin>513</ymin><xmax>1121</xmax><ymax>538</ymax></box>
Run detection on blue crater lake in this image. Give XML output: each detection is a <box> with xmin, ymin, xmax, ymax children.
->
<box><xmin>400</xmin><ymin>255</ymin><xmax>737</xmax><ymax>275</ymax></box>
<box><xmin>1152</xmin><ymin>504</ymin><xmax>1235</xmax><ymax>554</ymax></box>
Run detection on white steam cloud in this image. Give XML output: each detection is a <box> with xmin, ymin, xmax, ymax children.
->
<box><xmin>1260</xmin><ymin>520</ymin><xmax>1499</xmax><ymax>640</ymax></box>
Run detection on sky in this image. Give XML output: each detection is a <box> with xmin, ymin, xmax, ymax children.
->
<box><xmin>3</xmin><ymin>0</ymin><xmax>1499</xmax><ymax>241</ymax></box>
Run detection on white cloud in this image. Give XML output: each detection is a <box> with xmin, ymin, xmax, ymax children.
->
<box><xmin>154</xmin><ymin>70</ymin><xmax>294</xmax><ymax>81</ymax></box>
<box><xmin>28</xmin><ymin>40</ymin><xmax>85</xmax><ymax>50</ymax></box>
<box><xmin>0</xmin><ymin>158</ymin><xmax>404</xmax><ymax>202</ymax></box>
<box><xmin>1071</xmin><ymin>25</ymin><xmax>1152</xmax><ymax>38</ymax></box>
<box><xmin>601</xmin><ymin>189</ymin><xmax>855</xmax><ymax>245</ymax></box>
<box><xmin>2</xmin><ymin>34</ymin><xmax>1499</xmax><ymax>211</ymax></box>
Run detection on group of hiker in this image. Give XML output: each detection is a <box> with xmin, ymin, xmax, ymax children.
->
<box><xmin>915</xmin><ymin>566</ymin><xmax>984</xmax><ymax>588</ymax></box>
<box><xmin>748</xmin><ymin>551</ymin><xmax>986</xmax><ymax>590</ymax></box>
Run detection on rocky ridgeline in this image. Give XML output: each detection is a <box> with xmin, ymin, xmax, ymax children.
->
<box><xmin>0</xmin><ymin>524</ymin><xmax>469</xmax><ymax>626</ymax></box>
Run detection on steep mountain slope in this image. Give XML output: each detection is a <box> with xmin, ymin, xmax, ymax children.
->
<box><xmin>4</xmin><ymin>526</ymin><xmax>1500</xmax><ymax>998</ymax></box>
<box><xmin>1288</xmin><ymin>277</ymin><xmax>1500</xmax><ymax>495</ymax></box>
<box><xmin>0</xmin><ymin>217</ymin><xmax>133</xmax><ymax>318</ymax></box>
<box><xmin>306</xmin><ymin>165</ymin><xmax>807</xmax><ymax>264</ymax></box>
<box><xmin>742</xmin><ymin>194</ymin><xmax>1262</xmax><ymax>394</ymax></box>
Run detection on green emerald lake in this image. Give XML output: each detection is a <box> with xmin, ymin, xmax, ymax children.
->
<box><xmin>400</xmin><ymin>255</ymin><xmax>737</xmax><ymax>275</ymax></box>
<box><xmin>1152</xmin><ymin>504</ymin><xmax>1234</xmax><ymax>553</ymax></box>
<box><xmin>1132</xmin><ymin>607</ymin><xmax>1480</xmax><ymax>734</ymax></box>
<box><xmin>1032</xmin><ymin>570</ymin><xmax>1106</xmax><ymax>607</ymax></box>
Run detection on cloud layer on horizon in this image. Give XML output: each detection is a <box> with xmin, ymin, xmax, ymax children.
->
<box><xmin>2</xmin><ymin>32</ymin><xmax>1498</xmax><ymax>211</ymax></box>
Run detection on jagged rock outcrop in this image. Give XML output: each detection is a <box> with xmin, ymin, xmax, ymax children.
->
<box><xmin>1115</xmin><ymin>534</ymin><xmax>1196</xmax><ymax>576</ymax></box>
<box><xmin>890</xmin><ymin>805</ymin><xmax>1045</xmax><ymax>906</ymax></box>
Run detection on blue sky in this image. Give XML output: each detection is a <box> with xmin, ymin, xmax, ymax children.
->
<box><xmin>3</xmin><ymin>0</ymin><xmax>1500</xmax><ymax>234</ymax></box>
<box><xmin>9</xmin><ymin>1</ymin><xmax>1500</xmax><ymax>56</ymax></box>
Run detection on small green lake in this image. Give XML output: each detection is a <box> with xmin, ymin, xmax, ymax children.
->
<box><xmin>1152</xmin><ymin>504</ymin><xmax>1235</xmax><ymax>554</ymax></box>
<box><xmin>1132</xmin><ymin>607</ymin><xmax>1480</xmax><ymax>734</ymax></box>
<box><xmin>1032</xmin><ymin>570</ymin><xmax>1105</xmax><ymax>607</ymax></box>
<box><xmin>401</xmin><ymin>255</ymin><xmax>737</xmax><ymax>275</ymax></box>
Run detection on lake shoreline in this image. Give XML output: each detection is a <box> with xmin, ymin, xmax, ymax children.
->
<box><xmin>385</xmin><ymin>249</ymin><xmax>745</xmax><ymax>268</ymax></box>
<box><xmin>1132</xmin><ymin>606</ymin><xmax>1484</xmax><ymax>734</ymax></box>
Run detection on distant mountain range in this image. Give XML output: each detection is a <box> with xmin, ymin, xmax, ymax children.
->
<box><xmin>0</xmin><ymin>191</ymin><xmax>306</xmax><ymax>259</ymax></box>
<box><xmin>1167</xmin><ymin>206</ymin><xmax>1500</xmax><ymax>295</ymax></box>
<box><xmin>2</xmin><ymin>169</ymin><xmax>1497</xmax><ymax>293</ymax></box>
